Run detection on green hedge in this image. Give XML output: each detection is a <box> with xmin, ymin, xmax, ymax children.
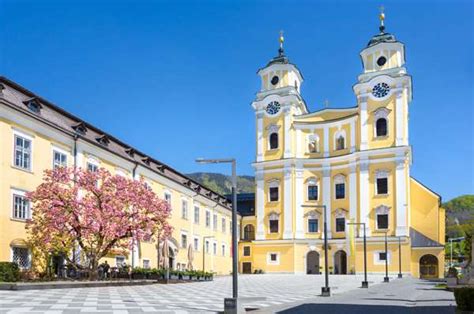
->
<box><xmin>0</xmin><ymin>262</ymin><xmax>20</xmax><ymax>282</ymax></box>
<box><xmin>454</xmin><ymin>287</ymin><xmax>474</xmax><ymax>311</ymax></box>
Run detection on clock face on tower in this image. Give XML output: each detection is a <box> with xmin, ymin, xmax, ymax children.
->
<box><xmin>266</xmin><ymin>101</ymin><xmax>281</xmax><ymax>115</ymax></box>
<box><xmin>372</xmin><ymin>82</ymin><xmax>390</xmax><ymax>98</ymax></box>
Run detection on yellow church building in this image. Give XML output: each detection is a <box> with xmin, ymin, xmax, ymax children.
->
<box><xmin>238</xmin><ymin>15</ymin><xmax>445</xmax><ymax>278</ymax></box>
<box><xmin>0</xmin><ymin>77</ymin><xmax>238</xmax><ymax>276</ymax></box>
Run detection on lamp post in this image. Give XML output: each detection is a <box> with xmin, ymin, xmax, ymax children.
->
<box><xmin>347</xmin><ymin>222</ymin><xmax>368</xmax><ymax>288</ymax></box>
<box><xmin>202</xmin><ymin>236</ymin><xmax>214</xmax><ymax>272</ymax></box>
<box><xmin>448</xmin><ymin>237</ymin><xmax>465</xmax><ymax>267</ymax></box>
<box><xmin>302</xmin><ymin>204</ymin><xmax>330</xmax><ymax>296</ymax></box>
<box><xmin>397</xmin><ymin>236</ymin><xmax>402</xmax><ymax>279</ymax></box>
<box><xmin>383</xmin><ymin>232</ymin><xmax>389</xmax><ymax>283</ymax></box>
<box><xmin>196</xmin><ymin>158</ymin><xmax>240</xmax><ymax>311</ymax></box>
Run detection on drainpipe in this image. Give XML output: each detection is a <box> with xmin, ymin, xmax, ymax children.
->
<box><xmin>73</xmin><ymin>134</ymin><xmax>78</xmax><ymax>170</ymax></box>
<box><xmin>131</xmin><ymin>162</ymin><xmax>139</xmax><ymax>269</ymax></box>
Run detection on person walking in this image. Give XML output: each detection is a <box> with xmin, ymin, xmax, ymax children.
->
<box><xmin>103</xmin><ymin>261</ymin><xmax>110</xmax><ymax>280</ymax></box>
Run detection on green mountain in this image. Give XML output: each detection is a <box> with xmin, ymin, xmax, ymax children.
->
<box><xmin>186</xmin><ymin>172</ymin><xmax>255</xmax><ymax>195</ymax></box>
<box><xmin>443</xmin><ymin>195</ymin><xmax>474</xmax><ymax>239</ymax></box>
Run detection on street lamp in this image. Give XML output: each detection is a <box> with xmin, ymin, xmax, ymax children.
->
<box><xmin>383</xmin><ymin>232</ymin><xmax>389</xmax><ymax>283</ymax></box>
<box><xmin>397</xmin><ymin>236</ymin><xmax>402</xmax><ymax>279</ymax></box>
<box><xmin>347</xmin><ymin>222</ymin><xmax>368</xmax><ymax>288</ymax></box>
<box><xmin>448</xmin><ymin>237</ymin><xmax>465</xmax><ymax>267</ymax></box>
<box><xmin>302</xmin><ymin>204</ymin><xmax>330</xmax><ymax>296</ymax></box>
<box><xmin>202</xmin><ymin>236</ymin><xmax>214</xmax><ymax>272</ymax></box>
<box><xmin>196</xmin><ymin>158</ymin><xmax>240</xmax><ymax>311</ymax></box>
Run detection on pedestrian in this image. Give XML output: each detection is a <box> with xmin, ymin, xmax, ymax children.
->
<box><xmin>103</xmin><ymin>261</ymin><xmax>110</xmax><ymax>280</ymax></box>
<box><xmin>98</xmin><ymin>263</ymin><xmax>104</xmax><ymax>281</ymax></box>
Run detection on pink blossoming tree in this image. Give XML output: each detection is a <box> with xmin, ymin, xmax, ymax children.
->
<box><xmin>27</xmin><ymin>167</ymin><xmax>172</xmax><ymax>280</ymax></box>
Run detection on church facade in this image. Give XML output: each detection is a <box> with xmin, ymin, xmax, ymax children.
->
<box><xmin>238</xmin><ymin>16</ymin><xmax>445</xmax><ymax>278</ymax></box>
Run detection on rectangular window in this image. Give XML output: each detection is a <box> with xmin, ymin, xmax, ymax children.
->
<box><xmin>270</xmin><ymin>253</ymin><xmax>277</xmax><ymax>261</ymax></box>
<box><xmin>12</xmin><ymin>247</ymin><xmax>29</xmax><ymax>269</ymax></box>
<box><xmin>87</xmin><ymin>162</ymin><xmax>98</xmax><ymax>172</ymax></box>
<box><xmin>243</xmin><ymin>246</ymin><xmax>251</xmax><ymax>257</ymax></box>
<box><xmin>194</xmin><ymin>238</ymin><xmax>199</xmax><ymax>251</ymax></box>
<box><xmin>164</xmin><ymin>192</ymin><xmax>171</xmax><ymax>204</ymax></box>
<box><xmin>308</xmin><ymin>218</ymin><xmax>318</xmax><ymax>233</ymax></box>
<box><xmin>269</xmin><ymin>187</ymin><xmax>279</xmax><ymax>201</ymax></box>
<box><xmin>377</xmin><ymin>177</ymin><xmax>388</xmax><ymax>195</ymax></box>
<box><xmin>269</xmin><ymin>219</ymin><xmax>279</xmax><ymax>233</ymax></box>
<box><xmin>308</xmin><ymin>185</ymin><xmax>318</xmax><ymax>201</ymax></box>
<box><xmin>206</xmin><ymin>211</ymin><xmax>211</xmax><ymax>228</ymax></box>
<box><xmin>12</xmin><ymin>193</ymin><xmax>30</xmax><ymax>220</ymax></box>
<box><xmin>222</xmin><ymin>218</ymin><xmax>226</xmax><ymax>233</ymax></box>
<box><xmin>379</xmin><ymin>252</ymin><xmax>387</xmax><ymax>261</ymax></box>
<box><xmin>181</xmin><ymin>234</ymin><xmax>187</xmax><ymax>248</ymax></box>
<box><xmin>181</xmin><ymin>200</ymin><xmax>188</xmax><ymax>220</ymax></box>
<box><xmin>14</xmin><ymin>135</ymin><xmax>31</xmax><ymax>170</ymax></box>
<box><xmin>205</xmin><ymin>240</ymin><xmax>209</xmax><ymax>253</ymax></box>
<box><xmin>115</xmin><ymin>256</ymin><xmax>125</xmax><ymax>267</ymax></box>
<box><xmin>221</xmin><ymin>244</ymin><xmax>225</xmax><ymax>256</ymax></box>
<box><xmin>194</xmin><ymin>206</ymin><xmax>200</xmax><ymax>224</ymax></box>
<box><xmin>336</xmin><ymin>217</ymin><xmax>345</xmax><ymax>232</ymax></box>
<box><xmin>377</xmin><ymin>214</ymin><xmax>389</xmax><ymax>229</ymax></box>
<box><xmin>53</xmin><ymin>150</ymin><xmax>67</xmax><ymax>169</ymax></box>
<box><xmin>143</xmin><ymin>259</ymin><xmax>150</xmax><ymax>269</ymax></box>
<box><xmin>213</xmin><ymin>214</ymin><xmax>218</xmax><ymax>230</ymax></box>
<box><xmin>335</xmin><ymin>183</ymin><xmax>345</xmax><ymax>199</ymax></box>
<box><xmin>213</xmin><ymin>242</ymin><xmax>217</xmax><ymax>255</ymax></box>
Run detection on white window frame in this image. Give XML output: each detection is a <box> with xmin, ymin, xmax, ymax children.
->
<box><xmin>267</xmin><ymin>252</ymin><xmax>280</xmax><ymax>265</ymax></box>
<box><xmin>193</xmin><ymin>236</ymin><xmax>200</xmax><ymax>251</ymax></box>
<box><xmin>13</xmin><ymin>129</ymin><xmax>33</xmax><ymax>171</ymax></box>
<box><xmin>334</xmin><ymin>174</ymin><xmax>346</xmax><ymax>200</ymax></box>
<box><xmin>164</xmin><ymin>190</ymin><xmax>172</xmax><ymax>205</ymax></box>
<box><xmin>181</xmin><ymin>198</ymin><xmax>188</xmax><ymax>220</ymax></box>
<box><xmin>115</xmin><ymin>168</ymin><xmax>128</xmax><ymax>177</ymax></box>
<box><xmin>268</xmin><ymin>212</ymin><xmax>280</xmax><ymax>234</ymax></box>
<box><xmin>374</xmin><ymin>250</ymin><xmax>392</xmax><ymax>265</ymax></box>
<box><xmin>268</xmin><ymin>179</ymin><xmax>280</xmax><ymax>202</ymax></box>
<box><xmin>306</xmin><ymin>177</ymin><xmax>319</xmax><ymax>201</ymax></box>
<box><xmin>334</xmin><ymin>209</ymin><xmax>346</xmax><ymax>233</ymax></box>
<box><xmin>266</xmin><ymin>124</ymin><xmax>281</xmax><ymax>150</ymax></box>
<box><xmin>213</xmin><ymin>214</ymin><xmax>218</xmax><ymax>231</ymax></box>
<box><xmin>375</xmin><ymin>205</ymin><xmax>390</xmax><ymax>230</ymax></box>
<box><xmin>180</xmin><ymin>232</ymin><xmax>188</xmax><ymax>249</ymax></box>
<box><xmin>205</xmin><ymin>210</ymin><xmax>211</xmax><ymax>228</ymax></box>
<box><xmin>11</xmin><ymin>246</ymin><xmax>31</xmax><ymax>270</ymax></box>
<box><xmin>375</xmin><ymin>170</ymin><xmax>390</xmax><ymax>195</ymax></box>
<box><xmin>205</xmin><ymin>239</ymin><xmax>210</xmax><ymax>254</ymax></box>
<box><xmin>221</xmin><ymin>243</ymin><xmax>226</xmax><ymax>257</ymax></box>
<box><xmin>194</xmin><ymin>206</ymin><xmax>200</xmax><ymax>224</ymax></box>
<box><xmin>213</xmin><ymin>241</ymin><xmax>217</xmax><ymax>255</ymax></box>
<box><xmin>333</xmin><ymin>129</ymin><xmax>346</xmax><ymax>151</ymax></box>
<box><xmin>115</xmin><ymin>256</ymin><xmax>126</xmax><ymax>267</ymax></box>
<box><xmin>307</xmin><ymin>134</ymin><xmax>320</xmax><ymax>153</ymax></box>
<box><xmin>52</xmin><ymin>145</ymin><xmax>69</xmax><ymax>169</ymax></box>
<box><xmin>222</xmin><ymin>217</ymin><xmax>226</xmax><ymax>233</ymax></box>
<box><xmin>142</xmin><ymin>259</ymin><xmax>151</xmax><ymax>269</ymax></box>
<box><xmin>86</xmin><ymin>155</ymin><xmax>100</xmax><ymax>172</ymax></box>
<box><xmin>305</xmin><ymin>210</ymin><xmax>320</xmax><ymax>233</ymax></box>
<box><xmin>11</xmin><ymin>188</ymin><xmax>30</xmax><ymax>221</ymax></box>
<box><xmin>373</xmin><ymin>108</ymin><xmax>390</xmax><ymax>138</ymax></box>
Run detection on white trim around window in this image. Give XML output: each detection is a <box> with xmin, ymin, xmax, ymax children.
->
<box><xmin>334</xmin><ymin>174</ymin><xmax>346</xmax><ymax>200</ymax></box>
<box><xmin>51</xmin><ymin>145</ymin><xmax>69</xmax><ymax>169</ymax></box>
<box><xmin>267</xmin><ymin>179</ymin><xmax>280</xmax><ymax>202</ymax></box>
<box><xmin>12</xmin><ymin>129</ymin><xmax>34</xmax><ymax>172</ymax></box>
<box><xmin>266</xmin><ymin>252</ymin><xmax>280</xmax><ymax>265</ymax></box>
<box><xmin>10</xmin><ymin>246</ymin><xmax>31</xmax><ymax>270</ymax></box>
<box><xmin>375</xmin><ymin>170</ymin><xmax>390</xmax><ymax>195</ymax></box>
<box><xmin>375</xmin><ymin>205</ymin><xmax>390</xmax><ymax>230</ymax></box>
<box><xmin>373</xmin><ymin>250</ymin><xmax>391</xmax><ymax>265</ymax></box>
<box><xmin>11</xmin><ymin>188</ymin><xmax>30</xmax><ymax>221</ymax></box>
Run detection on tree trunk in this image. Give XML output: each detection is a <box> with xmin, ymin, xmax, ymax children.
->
<box><xmin>89</xmin><ymin>257</ymin><xmax>99</xmax><ymax>281</ymax></box>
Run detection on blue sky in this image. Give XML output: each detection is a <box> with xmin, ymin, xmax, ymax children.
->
<box><xmin>1</xmin><ymin>0</ymin><xmax>472</xmax><ymax>201</ymax></box>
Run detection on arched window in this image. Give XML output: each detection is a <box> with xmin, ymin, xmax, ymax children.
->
<box><xmin>375</xmin><ymin>205</ymin><xmax>390</xmax><ymax>230</ymax></box>
<box><xmin>376</xmin><ymin>118</ymin><xmax>388</xmax><ymax>137</ymax></box>
<box><xmin>243</xmin><ymin>224</ymin><xmax>255</xmax><ymax>241</ymax></box>
<box><xmin>268</xmin><ymin>212</ymin><xmax>279</xmax><ymax>233</ymax></box>
<box><xmin>305</xmin><ymin>210</ymin><xmax>320</xmax><ymax>233</ymax></box>
<box><xmin>268</xmin><ymin>179</ymin><xmax>280</xmax><ymax>202</ymax></box>
<box><xmin>334</xmin><ymin>174</ymin><xmax>346</xmax><ymax>199</ymax></box>
<box><xmin>269</xmin><ymin>132</ymin><xmax>278</xmax><ymax>149</ymax></box>
<box><xmin>307</xmin><ymin>134</ymin><xmax>319</xmax><ymax>153</ymax></box>
<box><xmin>334</xmin><ymin>130</ymin><xmax>346</xmax><ymax>151</ymax></box>
<box><xmin>335</xmin><ymin>208</ymin><xmax>347</xmax><ymax>232</ymax></box>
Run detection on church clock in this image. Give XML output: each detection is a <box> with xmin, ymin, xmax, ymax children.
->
<box><xmin>372</xmin><ymin>82</ymin><xmax>390</xmax><ymax>98</ymax></box>
<box><xmin>265</xmin><ymin>101</ymin><xmax>281</xmax><ymax>115</ymax></box>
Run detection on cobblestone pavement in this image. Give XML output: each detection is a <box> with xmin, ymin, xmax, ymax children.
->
<box><xmin>0</xmin><ymin>275</ymin><xmax>453</xmax><ymax>313</ymax></box>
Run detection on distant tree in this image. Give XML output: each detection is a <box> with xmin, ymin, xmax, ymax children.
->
<box><xmin>27</xmin><ymin>167</ymin><xmax>172</xmax><ymax>279</ymax></box>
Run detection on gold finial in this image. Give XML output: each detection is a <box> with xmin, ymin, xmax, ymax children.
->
<box><xmin>279</xmin><ymin>30</ymin><xmax>284</xmax><ymax>49</ymax></box>
<box><xmin>379</xmin><ymin>5</ymin><xmax>386</xmax><ymax>33</ymax></box>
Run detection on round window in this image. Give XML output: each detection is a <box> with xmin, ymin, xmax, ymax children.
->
<box><xmin>271</xmin><ymin>76</ymin><xmax>279</xmax><ymax>85</ymax></box>
<box><xmin>377</xmin><ymin>56</ymin><xmax>387</xmax><ymax>67</ymax></box>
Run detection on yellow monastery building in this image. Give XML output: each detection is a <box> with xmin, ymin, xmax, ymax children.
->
<box><xmin>0</xmin><ymin>77</ymin><xmax>238</xmax><ymax>275</ymax></box>
<box><xmin>238</xmin><ymin>19</ymin><xmax>445</xmax><ymax>278</ymax></box>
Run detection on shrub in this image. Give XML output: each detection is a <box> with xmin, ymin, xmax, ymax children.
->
<box><xmin>0</xmin><ymin>262</ymin><xmax>20</xmax><ymax>282</ymax></box>
<box><xmin>447</xmin><ymin>267</ymin><xmax>458</xmax><ymax>278</ymax></box>
<box><xmin>454</xmin><ymin>288</ymin><xmax>474</xmax><ymax>311</ymax></box>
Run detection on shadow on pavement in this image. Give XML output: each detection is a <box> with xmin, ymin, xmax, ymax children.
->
<box><xmin>277</xmin><ymin>304</ymin><xmax>455</xmax><ymax>314</ymax></box>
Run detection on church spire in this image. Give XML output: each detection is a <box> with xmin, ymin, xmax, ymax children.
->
<box><xmin>379</xmin><ymin>5</ymin><xmax>386</xmax><ymax>33</ymax></box>
<box><xmin>278</xmin><ymin>30</ymin><xmax>285</xmax><ymax>56</ymax></box>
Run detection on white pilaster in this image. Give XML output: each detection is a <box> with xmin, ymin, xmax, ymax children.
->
<box><xmin>256</xmin><ymin>112</ymin><xmax>264</xmax><ymax>162</ymax></box>
<box><xmin>359</xmin><ymin>158</ymin><xmax>370</xmax><ymax>236</ymax></box>
<box><xmin>359</xmin><ymin>95</ymin><xmax>368</xmax><ymax>150</ymax></box>
<box><xmin>395</xmin><ymin>90</ymin><xmax>406</xmax><ymax>146</ymax></box>
<box><xmin>283</xmin><ymin>107</ymin><xmax>292</xmax><ymax>158</ymax></box>
<box><xmin>294</xmin><ymin>167</ymin><xmax>304</xmax><ymax>239</ymax></box>
<box><xmin>349</xmin><ymin>162</ymin><xmax>357</xmax><ymax>221</ymax></box>
<box><xmin>283</xmin><ymin>167</ymin><xmax>293</xmax><ymax>239</ymax></box>
<box><xmin>350</xmin><ymin>119</ymin><xmax>356</xmax><ymax>153</ymax></box>
<box><xmin>255</xmin><ymin>171</ymin><xmax>265</xmax><ymax>240</ymax></box>
<box><xmin>322</xmin><ymin>165</ymin><xmax>332</xmax><ymax>238</ymax></box>
<box><xmin>395</xmin><ymin>157</ymin><xmax>408</xmax><ymax>236</ymax></box>
<box><xmin>295</xmin><ymin>128</ymin><xmax>302</xmax><ymax>158</ymax></box>
<box><xmin>323</xmin><ymin>127</ymin><xmax>329</xmax><ymax>157</ymax></box>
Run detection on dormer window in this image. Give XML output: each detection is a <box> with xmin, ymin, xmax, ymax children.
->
<box><xmin>124</xmin><ymin>147</ymin><xmax>135</xmax><ymax>157</ymax></box>
<box><xmin>141</xmin><ymin>157</ymin><xmax>151</xmax><ymax>165</ymax></box>
<box><xmin>23</xmin><ymin>98</ymin><xmax>42</xmax><ymax>114</ymax></box>
<box><xmin>96</xmin><ymin>135</ymin><xmax>109</xmax><ymax>146</ymax></box>
<box><xmin>72</xmin><ymin>122</ymin><xmax>87</xmax><ymax>135</ymax></box>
